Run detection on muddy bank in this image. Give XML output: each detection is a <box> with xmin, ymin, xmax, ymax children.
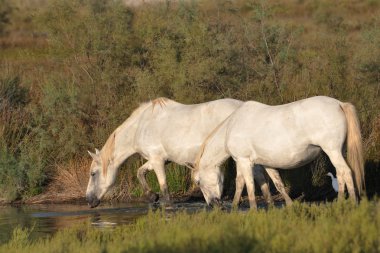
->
<box><xmin>0</xmin><ymin>187</ymin><xmax>207</xmax><ymax>206</ymax></box>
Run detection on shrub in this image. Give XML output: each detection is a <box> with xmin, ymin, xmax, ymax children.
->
<box><xmin>0</xmin><ymin>0</ymin><xmax>12</xmax><ymax>36</ymax></box>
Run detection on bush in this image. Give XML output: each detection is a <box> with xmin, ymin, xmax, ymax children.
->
<box><xmin>0</xmin><ymin>0</ymin><xmax>12</xmax><ymax>36</ymax></box>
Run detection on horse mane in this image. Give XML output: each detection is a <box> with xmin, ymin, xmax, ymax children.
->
<box><xmin>194</xmin><ymin>114</ymin><xmax>232</xmax><ymax>172</ymax></box>
<box><xmin>101</xmin><ymin>132</ymin><xmax>116</xmax><ymax>176</ymax></box>
<box><xmin>151</xmin><ymin>97</ymin><xmax>169</xmax><ymax>111</ymax></box>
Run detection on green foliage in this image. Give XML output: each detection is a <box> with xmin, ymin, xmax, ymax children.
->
<box><xmin>37</xmin><ymin>80</ymin><xmax>90</xmax><ymax>161</ymax></box>
<box><xmin>0</xmin><ymin>145</ymin><xmax>26</xmax><ymax>200</ymax></box>
<box><xmin>0</xmin><ymin>76</ymin><xmax>30</xmax><ymax>153</ymax></box>
<box><xmin>6</xmin><ymin>226</ymin><xmax>32</xmax><ymax>249</ymax></box>
<box><xmin>1</xmin><ymin>200</ymin><xmax>380</xmax><ymax>252</ymax></box>
<box><xmin>0</xmin><ymin>0</ymin><xmax>12</xmax><ymax>35</ymax></box>
<box><xmin>0</xmin><ymin>76</ymin><xmax>29</xmax><ymax>107</ymax></box>
<box><xmin>0</xmin><ymin>76</ymin><xmax>46</xmax><ymax>200</ymax></box>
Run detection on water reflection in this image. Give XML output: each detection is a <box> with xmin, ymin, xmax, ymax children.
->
<box><xmin>0</xmin><ymin>201</ymin><xmax>277</xmax><ymax>244</ymax></box>
<box><xmin>0</xmin><ymin>202</ymin><xmax>207</xmax><ymax>244</ymax></box>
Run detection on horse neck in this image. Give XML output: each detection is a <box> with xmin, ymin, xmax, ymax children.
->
<box><xmin>197</xmin><ymin>122</ymin><xmax>230</xmax><ymax>172</ymax></box>
<box><xmin>103</xmin><ymin>102</ymin><xmax>151</xmax><ymax>170</ymax></box>
<box><xmin>112</xmin><ymin>128</ymin><xmax>136</xmax><ymax>168</ymax></box>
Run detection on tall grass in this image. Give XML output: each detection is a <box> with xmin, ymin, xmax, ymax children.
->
<box><xmin>0</xmin><ymin>0</ymin><xmax>379</xmax><ymax>201</ymax></box>
<box><xmin>1</xmin><ymin>200</ymin><xmax>379</xmax><ymax>252</ymax></box>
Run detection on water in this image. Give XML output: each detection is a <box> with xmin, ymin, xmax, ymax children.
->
<box><xmin>0</xmin><ymin>201</ymin><xmax>209</xmax><ymax>244</ymax></box>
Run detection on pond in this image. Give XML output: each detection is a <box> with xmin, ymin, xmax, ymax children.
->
<box><xmin>0</xmin><ymin>201</ymin><xmax>209</xmax><ymax>244</ymax></box>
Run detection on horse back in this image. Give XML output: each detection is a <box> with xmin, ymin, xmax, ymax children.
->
<box><xmin>226</xmin><ymin>96</ymin><xmax>347</xmax><ymax>166</ymax></box>
<box><xmin>134</xmin><ymin>98</ymin><xmax>242</xmax><ymax>163</ymax></box>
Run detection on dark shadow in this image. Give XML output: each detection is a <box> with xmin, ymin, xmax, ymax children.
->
<box><xmin>365</xmin><ymin>160</ymin><xmax>380</xmax><ymax>199</ymax></box>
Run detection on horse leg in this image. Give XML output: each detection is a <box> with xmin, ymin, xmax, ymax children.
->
<box><xmin>137</xmin><ymin>162</ymin><xmax>158</xmax><ymax>202</ymax></box>
<box><xmin>265</xmin><ymin>167</ymin><xmax>293</xmax><ymax>206</ymax></box>
<box><xmin>236</xmin><ymin>158</ymin><xmax>257</xmax><ymax>210</ymax></box>
<box><xmin>232</xmin><ymin>169</ymin><xmax>245</xmax><ymax>207</ymax></box>
<box><xmin>325</xmin><ymin>150</ymin><xmax>356</xmax><ymax>201</ymax></box>
<box><xmin>254</xmin><ymin>165</ymin><xmax>273</xmax><ymax>205</ymax></box>
<box><xmin>151</xmin><ymin>159</ymin><xmax>172</xmax><ymax>205</ymax></box>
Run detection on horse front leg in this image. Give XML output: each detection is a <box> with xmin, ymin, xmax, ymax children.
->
<box><xmin>137</xmin><ymin>162</ymin><xmax>159</xmax><ymax>202</ymax></box>
<box><xmin>152</xmin><ymin>159</ymin><xmax>172</xmax><ymax>206</ymax></box>
<box><xmin>236</xmin><ymin>158</ymin><xmax>257</xmax><ymax>210</ymax></box>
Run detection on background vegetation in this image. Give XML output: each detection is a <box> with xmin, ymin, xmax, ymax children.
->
<box><xmin>0</xmin><ymin>0</ymin><xmax>379</xmax><ymax>202</ymax></box>
<box><xmin>1</xmin><ymin>200</ymin><xmax>379</xmax><ymax>252</ymax></box>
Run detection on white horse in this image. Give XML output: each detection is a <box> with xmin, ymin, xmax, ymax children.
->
<box><xmin>193</xmin><ymin>96</ymin><xmax>364</xmax><ymax>209</ymax></box>
<box><xmin>85</xmin><ymin>98</ymin><xmax>290</xmax><ymax>208</ymax></box>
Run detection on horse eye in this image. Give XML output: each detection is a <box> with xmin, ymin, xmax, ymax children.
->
<box><xmin>91</xmin><ymin>172</ymin><xmax>96</xmax><ymax>177</ymax></box>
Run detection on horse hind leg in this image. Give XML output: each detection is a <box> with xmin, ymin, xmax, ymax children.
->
<box><xmin>324</xmin><ymin>150</ymin><xmax>356</xmax><ymax>201</ymax></box>
<box><xmin>265</xmin><ymin>167</ymin><xmax>293</xmax><ymax>206</ymax></box>
<box><xmin>137</xmin><ymin>162</ymin><xmax>159</xmax><ymax>202</ymax></box>
<box><xmin>232</xmin><ymin>169</ymin><xmax>245</xmax><ymax>207</ymax></box>
<box><xmin>254</xmin><ymin>165</ymin><xmax>273</xmax><ymax>205</ymax></box>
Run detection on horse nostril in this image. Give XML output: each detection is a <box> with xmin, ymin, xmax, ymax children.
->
<box><xmin>86</xmin><ymin>194</ymin><xmax>100</xmax><ymax>208</ymax></box>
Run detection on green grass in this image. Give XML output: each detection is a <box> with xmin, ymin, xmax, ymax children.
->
<box><xmin>1</xmin><ymin>200</ymin><xmax>379</xmax><ymax>253</ymax></box>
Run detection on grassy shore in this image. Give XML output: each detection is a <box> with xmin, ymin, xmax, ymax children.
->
<box><xmin>0</xmin><ymin>200</ymin><xmax>379</xmax><ymax>253</ymax></box>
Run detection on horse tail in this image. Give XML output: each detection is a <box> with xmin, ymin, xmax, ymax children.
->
<box><xmin>340</xmin><ymin>102</ymin><xmax>365</xmax><ymax>195</ymax></box>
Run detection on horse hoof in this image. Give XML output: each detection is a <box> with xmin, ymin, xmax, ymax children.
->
<box><xmin>145</xmin><ymin>191</ymin><xmax>159</xmax><ymax>203</ymax></box>
<box><xmin>210</xmin><ymin>198</ymin><xmax>225</xmax><ymax>210</ymax></box>
<box><xmin>160</xmin><ymin>200</ymin><xmax>174</xmax><ymax>209</ymax></box>
<box><xmin>231</xmin><ymin>202</ymin><xmax>240</xmax><ymax>210</ymax></box>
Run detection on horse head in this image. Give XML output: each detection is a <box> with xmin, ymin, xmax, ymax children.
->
<box><xmin>86</xmin><ymin>147</ymin><xmax>117</xmax><ymax>208</ymax></box>
<box><xmin>196</xmin><ymin>166</ymin><xmax>224</xmax><ymax>206</ymax></box>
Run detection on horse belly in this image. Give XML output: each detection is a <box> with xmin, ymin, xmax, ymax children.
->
<box><xmin>254</xmin><ymin>145</ymin><xmax>321</xmax><ymax>169</ymax></box>
<box><xmin>160</xmin><ymin>125</ymin><xmax>202</xmax><ymax>163</ymax></box>
<box><xmin>166</xmin><ymin>147</ymin><xmax>199</xmax><ymax>165</ymax></box>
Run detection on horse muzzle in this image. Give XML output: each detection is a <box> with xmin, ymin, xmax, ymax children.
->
<box><xmin>86</xmin><ymin>195</ymin><xmax>100</xmax><ymax>208</ymax></box>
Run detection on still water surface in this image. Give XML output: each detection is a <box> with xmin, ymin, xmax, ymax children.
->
<box><xmin>0</xmin><ymin>202</ymin><xmax>208</xmax><ymax>244</ymax></box>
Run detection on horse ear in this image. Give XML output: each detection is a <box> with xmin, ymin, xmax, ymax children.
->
<box><xmin>88</xmin><ymin>150</ymin><xmax>97</xmax><ymax>159</ymax></box>
<box><xmin>185</xmin><ymin>162</ymin><xmax>195</xmax><ymax>170</ymax></box>
<box><xmin>95</xmin><ymin>148</ymin><xmax>100</xmax><ymax>155</ymax></box>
